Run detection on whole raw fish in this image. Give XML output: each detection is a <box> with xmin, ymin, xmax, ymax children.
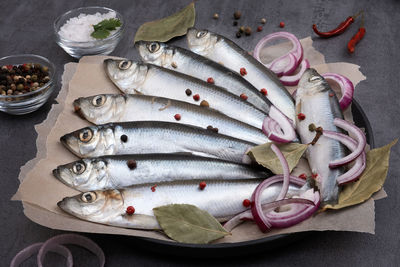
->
<box><xmin>104</xmin><ymin>59</ymin><xmax>267</xmax><ymax>129</ymax></box>
<box><xmin>61</xmin><ymin>121</ymin><xmax>254</xmax><ymax>164</ymax></box>
<box><xmin>73</xmin><ymin>94</ymin><xmax>270</xmax><ymax>145</ymax></box>
<box><xmin>186</xmin><ymin>28</ymin><xmax>295</xmax><ymax>123</ymax></box>
<box><xmin>58</xmin><ymin>179</ymin><xmax>304</xmax><ymax>229</ymax></box>
<box><xmin>53</xmin><ymin>154</ymin><xmax>271</xmax><ymax>191</ymax></box>
<box><xmin>136</xmin><ymin>41</ymin><xmax>272</xmax><ymax>114</ymax></box>
<box><xmin>295</xmin><ymin>68</ymin><xmax>346</xmax><ymax>204</ymax></box>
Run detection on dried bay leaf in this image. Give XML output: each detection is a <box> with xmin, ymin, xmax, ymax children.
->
<box><xmin>247</xmin><ymin>143</ymin><xmax>308</xmax><ymax>174</ymax></box>
<box><xmin>323</xmin><ymin>138</ymin><xmax>398</xmax><ymax>210</ymax></box>
<box><xmin>134</xmin><ymin>2</ymin><xmax>195</xmax><ymax>43</ymax></box>
<box><xmin>153</xmin><ymin>204</ymin><xmax>230</xmax><ymax>244</ymax></box>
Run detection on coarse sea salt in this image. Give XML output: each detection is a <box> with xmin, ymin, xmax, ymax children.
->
<box><xmin>58</xmin><ymin>11</ymin><xmax>118</xmax><ymax>42</ymax></box>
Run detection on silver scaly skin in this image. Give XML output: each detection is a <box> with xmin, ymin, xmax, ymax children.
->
<box><xmin>58</xmin><ymin>179</ymin><xmax>304</xmax><ymax>229</ymax></box>
<box><xmin>73</xmin><ymin>94</ymin><xmax>270</xmax><ymax>145</ymax></box>
<box><xmin>136</xmin><ymin>41</ymin><xmax>272</xmax><ymax>114</ymax></box>
<box><xmin>53</xmin><ymin>154</ymin><xmax>271</xmax><ymax>192</ymax></box>
<box><xmin>186</xmin><ymin>28</ymin><xmax>295</xmax><ymax>123</ymax></box>
<box><xmin>295</xmin><ymin>68</ymin><xmax>346</xmax><ymax>205</ymax></box>
<box><xmin>104</xmin><ymin>59</ymin><xmax>267</xmax><ymax>129</ymax></box>
<box><xmin>61</xmin><ymin>121</ymin><xmax>254</xmax><ymax>164</ymax></box>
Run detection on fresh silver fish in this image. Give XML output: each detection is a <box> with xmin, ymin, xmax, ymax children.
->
<box><xmin>73</xmin><ymin>94</ymin><xmax>269</xmax><ymax>145</ymax></box>
<box><xmin>58</xmin><ymin>179</ymin><xmax>303</xmax><ymax>229</ymax></box>
<box><xmin>136</xmin><ymin>41</ymin><xmax>272</xmax><ymax>114</ymax></box>
<box><xmin>104</xmin><ymin>59</ymin><xmax>267</xmax><ymax>129</ymax></box>
<box><xmin>186</xmin><ymin>28</ymin><xmax>295</xmax><ymax>123</ymax></box>
<box><xmin>61</xmin><ymin>121</ymin><xmax>254</xmax><ymax>164</ymax></box>
<box><xmin>53</xmin><ymin>154</ymin><xmax>271</xmax><ymax>192</ymax></box>
<box><xmin>295</xmin><ymin>68</ymin><xmax>346</xmax><ymax>204</ymax></box>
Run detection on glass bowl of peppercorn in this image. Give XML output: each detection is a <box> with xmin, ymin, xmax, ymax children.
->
<box><xmin>0</xmin><ymin>54</ymin><xmax>55</xmax><ymax>115</ymax></box>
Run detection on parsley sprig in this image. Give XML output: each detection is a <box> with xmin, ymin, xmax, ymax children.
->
<box><xmin>91</xmin><ymin>18</ymin><xmax>122</xmax><ymax>39</ymax></box>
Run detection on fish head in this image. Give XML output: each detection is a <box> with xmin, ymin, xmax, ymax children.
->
<box><xmin>135</xmin><ymin>41</ymin><xmax>172</xmax><ymax>66</ymax></box>
<box><xmin>53</xmin><ymin>158</ymin><xmax>109</xmax><ymax>191</ymax></box>
<box><xmin>60</xmin><ymin>125</ymin><xmax>116</xmax><ymax>157</ymax></box>
<box><xmin>186</xmin><ymin>28</ymin><xmax>218</xmax><ymax>56</ymax></box>
<box><xmin>73</xmin><ymin>94</ymin><xmax>126</xmax><ymax>124</ymax></box>
<box><xmin>104</xmin><ymin>59</ymin><xmax>148</xmax><ymax>93</ymax></box>
<box><xmin>297</xmin><ymin>68</ymin><xmax>329</xmax><ymax>96</ymax></box>
<box><xmin>58</xmin><ymin>189</ymin><xmax>124</xmax><ymax>222</ymax></box>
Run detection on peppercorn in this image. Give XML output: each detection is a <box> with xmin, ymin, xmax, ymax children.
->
<box><xmin>13</xmin><ymin>76</ymin><xmax>19</xmax><ymax>82</ymax></box>
<box><xmin>120</xmin><ymin>134</ymin><xmax>128</xmax><ymax>142</ymax></box>
<box><xmin>127</xmin><ymin>160</ymin><xmax>137</xmax><ymax>170</ymax></box>
<box><xmin>32</xmin><ymin>82</ymin><xmax>39</xmax><ymax>88</ymax></box>
<box><xmin>200</xmin><ymin>100</ymin><xmax>209</xmax><ymax>107</ymax></box>
<box><xmin>213</xmin><ymin>13</ymin><xmax>219</xmax><ymax>19</ymax></box>
<box><xmin>42</xmin><ymin>66</ymin><xmax>49</xmax><ymax>72</ymax></box>
<box><xmin>240</xmin><ymin>93</ymin><xmax>248</xmax><ymax>100</ymax></box>
<box><xmin>7</xmin><ymin>89</ymin><xmax>13</xmax><ymax>95</ymax></box>
<box><xmin>207</xmin><ymin>125</ymin><xmax>214</xmax><ymax>131</ymax></box>
<box><xmin>312</xmin><ymin>173</ymin><xmax>318</xmax><ymax>179</ymax></box>
<box><xmin>126</xmin><ymin>206</ymin><xmax>135</xmax><ymax>215</ymax></box>
<box><xmin>279</xmin><ymin>22</ymin><xmax>285</xmax><ymax>28</ymax></box>
<box><xmin>233</xmin><ymin>11</ymin><xmax>241</xmax><ymax>19</ymax></box>
<box><xmin>233</xmin><ymin>21</ymin><xmax>238</xmax><ymax>26</ymax></box>
<box><xmin>171</xmin><ymin>62</ymin><xmax>177</xmax><ymax>68</ymax></box>
<box><xmin>261</xmin><ymin>18</ymin><xmax>267</xmax><ymax>24</ymax></box>
<box><xmin>299</xmin><ymin>173</ymin><xmax>307</xmax><ymax>179</ymax></box>
<box><xmin>257</xmin><ymin>26</ymin><xmax>263</xmax><ymax>32</ymax></box>
<box><xmin>236</xmin><ymin>32</ymin><xmax>242</xmax><ymax>38</ymax></box>
<box><xmin>240</xmin><ymin>67</ymin><xmax>247</xmax><ymax>76</ymax></box>
<box><xmin>199</xmin><ymin>181</ymin><xmax>207</xmax><ymax>190</ymax></box>
<box><xmin>185</xmin><ymin>88</ymin><xmax>192</xmax><ymax>96</ymax></box>
<box><xmin>31</xmin><ymin>74</ymin><xmax>38</xmax><ymax>82</ymax></box>
<box><xmin>151</xmin><ymin>185</ymin><xmax>157</xmax><ymax>192</ymax></box>
<box><xmin>1</xmin><ymin>90</ymin><xmax>5</xmax><ymax>96</ymax></box>
<box><xmin>43</xmin><ymin>76</ymin><xmax>50</xmax><ymax>83</ymax></box>
<box><xmin>244</xmin><ymin>26</ymin><xmax>252</xmax><ymax>35</ymax></box>
<box><xmin>260</xmin><ymin>88</ymin><xmax>267</xmax><ymax>95</ymax></box>
<box><xmin>242</xmin><ymin>199</ymin><xmax>251</xmax><ymax>207</ymax></box>
<box><xmin>193</xmin><ymin>94</ymin><xmax>200</xmax><ymax>101</ymax></box>
<box><xmin>10</xmin><ymin>84</ymin><xmax>16</xmax><ymax>91</ymax></box>
<box><xmin>16</xmin><ymin>84</ymin><xmax>24</xmax><ymax>91</ymax></box>
<box><xmin>239</xmin><ymin>26</ymin><xmax>245</xmax><ymax>33</ymax></box>
<box><xmin>174</xmin><ymin>114</ymin><xmax>181</xmax><ymax>120</ymax></box>
<box><xmin>329</xmin><ymin>93</ymin><xmax>335</xmax><ymax>97</ymax></box>
<box><xmin>207</xmin><ymin>77</ymin><xmax>214</xmax><ymax>84</ymax></box>
<box><xmin>297</xmin><ymin>113</ymin><xmax>306</xmax><ymax>120</ymax></box>
<box><xmin>308</xmin><ymin>123</ymin><xmax>316</xmax><ymax>132</ymax></box>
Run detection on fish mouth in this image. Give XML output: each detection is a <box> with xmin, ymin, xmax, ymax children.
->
<box><xmin>52</xmin><ymin>168</ymin><xmax>61</xmax><ymax>179</ymax></box>
<box><xmin>73</xmin><ymin>102</ymin><xmax>86</xmax><ymax>120</ymax></box>
<box><xmin>60</xmin><ymin>135</ymin><xmax>67</xmax><ymax>146</ymax></box>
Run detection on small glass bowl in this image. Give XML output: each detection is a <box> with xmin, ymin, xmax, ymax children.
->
<box><xmin>54</xmin><ymin>6</ymin><xmax>124</xmax><ymax>58</ymax></box>
<box><xmin>0</xmin><ymin>54</ymin><xmax>55</xmax><ymax>115</ymax></box>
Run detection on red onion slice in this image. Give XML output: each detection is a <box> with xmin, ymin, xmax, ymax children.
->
<box><xmin>10</xmin><ymin>243</ymin><xmax>73</xmax><ymax>267</ymax></box>
<box><xmin>329</xmin><ymin>118</ymin><xmax>366</xmax><ymax>168</ymax></box>
<box><xmin>323</xmin><ymin>130</ymin><xmax>366</xmax><ymax>185</ymax></box>
<box><xmin>322</xmin><ymin>73</ymin><xmax>354</xmax><ymax>110</ymax></box>
<box><xmin>262</xmin><ymin>106</ymin><xmax>296</xmax><ymax>143</ymax></box>
<box><xmin>254</xmin><ymin>32</ymin><xmax>303</xmax><ymax>76</ymax></box>
<box><xmin>279</xmin><ymin>59</ymin><xmax>310</xmax><ymax>86</ymax></box>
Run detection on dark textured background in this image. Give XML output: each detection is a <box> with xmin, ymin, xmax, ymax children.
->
<box><xmin>1</xmin><ymin>0</ymin><xmax>399</xmax><ymax>266</ymax></box>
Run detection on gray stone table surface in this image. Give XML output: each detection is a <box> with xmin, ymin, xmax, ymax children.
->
<box><xmin>1</xmin><ymin>0</ymin><xmax>399</xmax><ymax>266</ymax></box>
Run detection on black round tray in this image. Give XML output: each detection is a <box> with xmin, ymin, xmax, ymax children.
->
<box><xmin>93</xmin><ymin>99</ymin><xmax>374</xmax><ymax>258</ymax></box>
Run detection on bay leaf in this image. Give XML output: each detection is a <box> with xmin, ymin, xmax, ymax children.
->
<box><xmin>323</xmin><ymin>138</ymin><xmax>398</xmax><ymax>210</ymax></box>
<box><xmin>153</xmin><ymin>204</ymin><xmax>230</xmax><ymax>244</ymax></box>
<box><xmin>247</xmin><ymin>143</ymin><xmax>308</xmax><ymax>174</ymax></box>
<box><xmin>134</xmin><ymin>2</ymin><xmax>195</xmax><ymax>43</ymax></box>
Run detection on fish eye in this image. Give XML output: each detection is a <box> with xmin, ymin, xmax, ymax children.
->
<box><xmin>79</xmin><ymin>128</ymin><xmax>93</xmax><ymax>143</ymax></box>
<box><xmin>118</xmin><ymin>60</ymin><xmax>132</xmax><ymax>70</ymax></box>
<box><xmin>92</xmin><ymin>95</ymin><xmax>106</xmax><ymax>107</ymax></box>
<box><xmin>309</xmin><ymin>76</ymin><xmax>322</xmax><ymax>82</ymax></box>
<box><xmin>196</xmin><ymin>30</ymin><xmax>208</xmax><ymax>38</ymax></box>
<box><xmin>147</xmin><ymin>42</ymin><xmax>160</xmax><ymax>53</ymax></box>
<box><xmin>81</xmin><ymin>192</ymin><xmax>97</xmax><ymax>203</ymax></box>
<box><xmin>72</xmin><ymin>162</ymin><xmax>86</xmax><ymax>174</ymax></box>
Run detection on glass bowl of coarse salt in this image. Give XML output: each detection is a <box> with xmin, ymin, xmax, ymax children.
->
<box><xmin>54</xmin><ymin>6</ymin><xmax>124</xmax><ymax>58</ymax></box>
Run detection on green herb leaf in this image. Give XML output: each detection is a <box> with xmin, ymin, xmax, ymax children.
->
<box><xmin>91</xmin><ymin>18</ymin><xmax>122</xmax><ymax>39</ymax></box>
<box><xmin>247</xmin><ymin>143</ymin><xmax>308</xmax><ymax>174</ymax></box>
<box><xmin>153</xmin><ymin>204</ymin><xmax>230</xmax><ymax>244</ymax></box>
<box><xmin>134</xmin><ymin>2</ymin><xmax>195</xmax><ymax>43</ymax></box>
<box><xmin>323</xmin><ymin>138</ymin><xmax>398</xmax><ymax>210</ymax></box>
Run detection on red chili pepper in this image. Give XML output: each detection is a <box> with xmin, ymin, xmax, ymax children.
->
<box><xmin>193</xmin><ymin>94</ymin><xmax>200</xmax><ymax>101</ymax></box>
<box><xmin>257</xmin><ymin>26</ymin><xmax>263</xmax><ymax>32</ymax></box>
<box><xmin>297</xmin><ymin>113</ymin><xmax>306</xmax><ymax>120</ymax></box>
<box><xmin>240</xmin><ymin>67</ymin><xmax>247</xmax><ymax>76</ymax></box>
<box><xmin>312</xmin><ymin>16</ymin><xmax>354</xmax><ymax>38</ymax></box>
<box><xmin>242</xmin><ymin>199</ymin><xmax>251</xmax><ymax>207</ymax></box>
<box><xmin>279</xmin><ymin>22</ymin><xmax>285</xmax><ymax>28</ymax></box>
<box><xmin>6</xmin><ymin>65</ymin><xmax>13</xmax><ymax>70</ymax></box>
<box><xmin>347</xmin><ymin>27</ymin><xmax>365</xmax><ymax>53</ymax></box>
<box><xmin>199</xmin><ymin>181</ymin><xmax>206</xmax><ymax>190</ymax></box>
<box><xmin>207</xmin><ymin>77</ymin><xmax>214</xmax><ymax>84</ymax></box>
<box><xmin>312</xmin><ymin>173</ymin><xmax>318</xmax><ymax>179</ymax></box>
<box><xmin>240</xmin><ymin>93</ymin><xmax>248</xmax><ymax>100</ymax></box>
<box><xmin>299</xmin><ymin>173</ymin><xmax>307</xmax><ymax>179</ymax></box>
<box><xmin>260</xmin><ymin>88</ymin><xmax>267</xmax><ymax>96</ymax></box>
<box><xmin>174</xmin><ymin>114</ymin><xmax>181</xmax><ymax>121</ymax></box>
<box><xmin>151</xmin><ymin>185</ymin><xmax>157</xmax><ymax>192</ymax></box>
<box><xmin>329</xmin><ymin>93</ymin><xmax>335</xmax><ymax>97</ymax></box>
<box><xmin>126</xmin><ymin>206</ymin><xmax>135</xmax><ymax>215</ymax></box>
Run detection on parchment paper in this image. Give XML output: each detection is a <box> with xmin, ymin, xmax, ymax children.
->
<box><xmin>13</xmin><ymin>37</ymin><xmax>386</xmax><ymax>243</ymax></box>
